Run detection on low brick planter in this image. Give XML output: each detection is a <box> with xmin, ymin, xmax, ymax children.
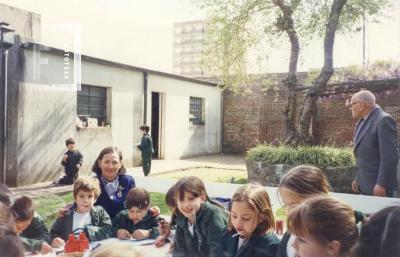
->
<box><xmin>246</xmin><ymin>160</ymin><xmax>357</xmax><ymax>193</ymax></box>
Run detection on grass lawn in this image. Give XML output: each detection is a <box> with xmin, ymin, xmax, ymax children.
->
<box><xmin>35</xmin><ymin>168</ymin><xmax>275</xmax><ymax>228</ymax></box>
<box><xmin>151</xmin><ymin>167</ymin><xmax>248</xmax><ymax>184</ymax></box>
<box><xmin>34</xmin><ymin>192</ymin><xmax>169</xmax><ymax>229</ymax></box>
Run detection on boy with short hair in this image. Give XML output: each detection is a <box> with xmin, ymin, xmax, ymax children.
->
<box><xmin>56</xmin><ymin>138</ymin><xmax>83</xmax><ymax>185</ymax></box>
<box><xmin>112</xmin><ymin>187</ymin><xmax>162</xmax><ymax>240</ymax></box>
<box><xmin>11</xmin><ymin>196</ymin><xmax>52</xmax><ymax>254</ymax></box>
<box><xmin>50</xmin><ymin>177</ymin><xmax>113</xmax><ymax>247</ymax></box>
<box><xmin>136</xmin><ymin>125</ymin><xmax>153</xmax><ymax>176</ymax></box>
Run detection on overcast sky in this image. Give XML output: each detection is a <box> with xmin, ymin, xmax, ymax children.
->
<box><xmin>1</xmin><ymin>0</ymin><xmax>399</xmax><ymax>74</ymax></box>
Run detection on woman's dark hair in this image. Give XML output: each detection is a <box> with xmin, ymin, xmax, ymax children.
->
<box><xmin>91</xmin><ymin>146</ymin><xmax>126</xmax><ymax>176</ymax></box>
<box><xmin>11</xmin><ymin>196</ymin><xmax>34</xmax><ymax>221</ymax></box>
<box><xmin>0</xmin><ymin>225</ymin><xmax>25</xmax><ymax>257</ymax></box>
<box><xmin>356</xmin><ymin>205</ymin><xmax>400</xmax><ymax>257</ymax></box>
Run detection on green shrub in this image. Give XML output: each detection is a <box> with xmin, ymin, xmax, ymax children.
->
<box><xmin>246</xmin><ymin>145</ymin><xmax>355</xmax><ymax>168</ymax></box>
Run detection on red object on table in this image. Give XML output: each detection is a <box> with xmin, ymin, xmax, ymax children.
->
<box><xmin>64</xmin><ymin>232</ymin><xmax>90</xmax><ymax>253</ymax></box>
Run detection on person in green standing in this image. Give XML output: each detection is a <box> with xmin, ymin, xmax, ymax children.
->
<box><xmin>137</xmin><ymin>125</ymin><xmax>153</xmax><ymax>176</ymax></box>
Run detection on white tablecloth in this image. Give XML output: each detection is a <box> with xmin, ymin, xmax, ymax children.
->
<box><xmin>26</xmin><ymin>238</ymin><xmax>171</xmax><ymax>257</ymax></box>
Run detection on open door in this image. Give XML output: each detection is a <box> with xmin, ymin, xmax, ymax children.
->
<box><xmin>151</xmin><ymin>92</ymin><xmax>164</xmax><ymax>159</ymax></box>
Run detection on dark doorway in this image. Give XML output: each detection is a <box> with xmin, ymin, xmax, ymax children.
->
<box><xmin>151</xmin><ymin>92</ymin><xmax>160</xmax><ymax>159</ymax></box>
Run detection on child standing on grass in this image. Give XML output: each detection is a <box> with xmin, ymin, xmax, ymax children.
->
<box><xmin>172</xmin><ymin>176</ymin><xmax>228</xmax><ymax>257</ymax></box>
<box><xmin>10</xmin><ymin>196</ymin><xmax>52</xmax><ymax>254</ymax></box>
<box><xmin>56</xmin><ymin>138</ymin><xmax>83</xmax><ymax>185</ymax></box>
<box><xmin>136</xmin><ymin>125</ymin><xmax>153</xmax><ymax>176</ymax></box>
<box><xmin>221</xmin><ymin>184</ymin><xmax>279</xmax><ymax>257</ymax></box>
<box><xmin>112</xmin><ymin>187</ymin><xmax>162</xmax><ymax>240</ymax></box>
<box><xmin>50</xmin><ymin>177</ymin><xmax>113</xmax><ymax>247</ymax></box>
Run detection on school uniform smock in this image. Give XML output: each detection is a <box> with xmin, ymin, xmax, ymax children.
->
<box><xmin>221</xmin><ymin>229</ymin><xmax>279</xmax><ymax>257</ymax></box>
<box><xmin>20</xmin><ymin>212</ymin><xmax>50</xmax><ymax>252</ymax></box>
<box><xmin>111</xmin><ymin>209</ymin><xmax>161</xmax><ymax>239</ymax></box>
<box><xmin>173</xmin><ymin>202</ymin><xmax>228</xmax><ymax>257</ymax></box>
<box><xmin>95</xmin><ymin>174</ymin><xmax>135</xmax><ymax>218</ymax></box>
<box><xmin>50</xmin><ymin>205</ymin><xmax>113</xmax><ymax>242</ymax></box>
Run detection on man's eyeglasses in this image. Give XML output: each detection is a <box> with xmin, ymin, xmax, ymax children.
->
<box><xmin>346</xmin><ymin>101</ymin><xmax>363</xmax><ymax>108</ymax></box>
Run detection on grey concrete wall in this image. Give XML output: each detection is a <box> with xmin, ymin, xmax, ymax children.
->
<box><xmin>79</xmin><ymin>61</ymin><xmax>143</xmax><ymax>170</ymax></box>
<box><xmin>13</xmin><ymin>48</ymin><xmax>143</xmax><ymax>185</ymax></box>
<box><xmin>8</xmin><ymin>44</ymin><xmax>219</xmax><ymax>186</ymax></box>
<box><xmin>0</xmin><ymin>3</ymin><xmax>41</xmax><ymax>42</ymax></box>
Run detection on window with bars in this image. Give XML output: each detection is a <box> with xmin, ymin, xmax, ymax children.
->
<box><xmin>77</xmin><ymin>85</ymin><xmax>108</xmax><ymax>127</ymax></box>
<box><xmin>189</xmin><ymin>96</ymin><xmax>205</xmax><ymax>125</ymax></box>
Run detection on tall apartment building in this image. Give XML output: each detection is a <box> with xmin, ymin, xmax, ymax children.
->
<box><xmin>173</xmin><ymin>20</ymin><xmax>207</xmax><ymax>77</ymax></box>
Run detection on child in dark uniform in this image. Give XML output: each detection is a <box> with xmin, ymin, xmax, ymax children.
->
<box><xmin>11</xmin><ymin>196</ymin><xmax>52</xmax><ymax>254</ymax></box>
<box><xmin>112</xmin><ymin>187</ymin><xmax>162</xmax><ymax>240</ymax></box>
<box><xmin>221</xmin><ymin>184</ymin><xmax>279</xmax><ymax>257</ymax></box>
<box><xmin>56</xmin><ymin>138</ymin><xmax>83</xmax><ymax>185</ymax></box>
<box><xmin>172</xmin><ymin>176</ymin><xmax>228</xmax><ymax>257</ymax></box>
<box><xmin>137</xmin><ymin>125</ymin><xmax>153</xmax><ymax>176</ymax></box>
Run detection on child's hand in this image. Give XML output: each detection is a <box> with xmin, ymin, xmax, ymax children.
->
<box><xmin>132</xmin><ymin>229</ymin><xmax>150</xmax><ymax>240</ymax></box>
<box><xmin>57</xmin><ymin>204</ymin><xmax>73</xmax><ymax>219</ymax></box>
<box><xmin>150</xmin><ymin>206</ymin><xmax>161</xmax><ymax>216</ymax></box>
<box><xmin>63</xmin><ymin>155</ymin><xmax>68</xmax><ymax>162</ymax></box>
<box><xmin>168</xmin><ymin>242</ymin><xmax>175</xmax><ymax>254</ymax></box>
<box><xmin>158</xmin><ymin>220</ymin><xmax>171</xmax><ymax>237</ymax></box>
<box><xmin>40</xmin><ymin>242</ymin><xmax>53</xmax><ymax>254</ymax></box>
<box><xmin>76</xmin><ymin>164</ymin><xmax>80</xmax><ymax>169</ymax></box>
<box><xmin>154</xmin><ymin>235</ymin><xmax>166</xmax><ymax>247</ymax></box>
<box><xmin>51</xmin><ymin>237</ymin><xmax>65</xmax><ymax>248</ymax></box>
<box><xmin>117</xmin><ymin>229</ymin><xmax>132</xmax><ymax>240</ymax></box>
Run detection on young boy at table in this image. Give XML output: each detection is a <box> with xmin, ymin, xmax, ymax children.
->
<box><xmin>112</xmin><ymin>187</ymin><xmax>162</xmax><ymax>240</ymax></box>
<box><xmin>50</xmin><ymin>177</ymin><xmax>113</xmax><ymax>247</ymax></box>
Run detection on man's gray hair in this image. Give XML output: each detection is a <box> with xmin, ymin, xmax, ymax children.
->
<box><xmin>354</xmin><ymin>90</ymin><xmax>376</xmax><ymax>105</ymax></box>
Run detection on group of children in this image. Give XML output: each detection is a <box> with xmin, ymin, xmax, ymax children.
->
<box><xmin>56</xmin><ymin>125</ymin><xmax>153</xmax><ymax>185</ymax></box>
<box><xmin>1</xmin><ymin>163</ymin><xmax>399</xmax><ymax>257</ymax></box>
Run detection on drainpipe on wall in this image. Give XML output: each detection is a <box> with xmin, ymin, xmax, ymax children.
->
<box><xmin>2</xmin><ymin>51</ymin><xmax>7</xmax><ymax>185</ymax></box>
<box><xmin>220</xmin><ymin>89</ymin><xmax>224</xmax><ymax>154</ymax></box>
<box><xmin>143</xmin><ymin>72</ymin><xmax>148</xmax><ymax>125</ymax></box>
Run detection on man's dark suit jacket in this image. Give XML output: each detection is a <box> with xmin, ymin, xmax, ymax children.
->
<box><xmin>354</xmin><ymin>105</ymin><xmax>399</xmax><ymax>196</ymax></box>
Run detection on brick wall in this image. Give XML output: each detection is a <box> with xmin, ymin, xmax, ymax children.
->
<box><xmin>223</xmin><ymin>82</ymin><xmax>400</xmax><ymax>153</ymax></box>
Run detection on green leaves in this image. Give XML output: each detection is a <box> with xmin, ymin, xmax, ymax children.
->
<box><xmin>246</xmin><ymin>144</ymin><xmax>356</xmax><ymax>168</ymax></box>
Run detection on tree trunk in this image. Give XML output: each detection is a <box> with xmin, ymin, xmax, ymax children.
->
<box><xmin>274</xmin><ymin>0</ymin><xmax>300</xmax><ymax>145</ymax></box>
<box><xmin>298</xmin><ymin>0</ymin><xmax>347</xmax><ymax>144</ymax></box>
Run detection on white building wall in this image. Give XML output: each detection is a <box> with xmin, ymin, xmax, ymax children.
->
<box><xmin>147</xmin><ymin>74</ymin><xmax>221</xmax><ymax>159</ymax></box>
<box><xmin>80</xmin><ymin>62</ymin><xmax>144</xmax><ymax>168</ymax></box>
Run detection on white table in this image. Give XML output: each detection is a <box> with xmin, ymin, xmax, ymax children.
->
<box><xmin>26</xmin><ymin>238</ymin><xmax>171</xmax><ymax>257</ymax></box>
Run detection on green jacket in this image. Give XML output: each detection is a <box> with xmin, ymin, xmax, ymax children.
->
<box><xmin>50</xmin><ymin>205</ymin><xmax>112</xmax><ymax>242</ymax></box>
<box><xmin>173</xmin><ymin>202</ymin><xmax>228</xmax><ymax>257</ymax></box>
<box><xmin>137</xmin><ymin>134</ymin><xmax>153</xmax><ymax>157</ymax></box>
<box><xmin>111</xmin><ymin>209</ymin><xmax>161</xmax><ymax>239</ymax></box>
<box><xmin>221</xmin><ymin>229</ymin><xmax>279</xmax><ymax>257</ymax></box>
<box><xmin>20</xmin><ymin>212</ymin><xmax>50</xmax><ymax>252</ymax></box>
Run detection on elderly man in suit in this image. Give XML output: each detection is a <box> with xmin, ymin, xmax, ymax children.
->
<box><xmin>349</xmin><ymin>90</ymin><xmax>399</xmax><ymax>197</ymax></box>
